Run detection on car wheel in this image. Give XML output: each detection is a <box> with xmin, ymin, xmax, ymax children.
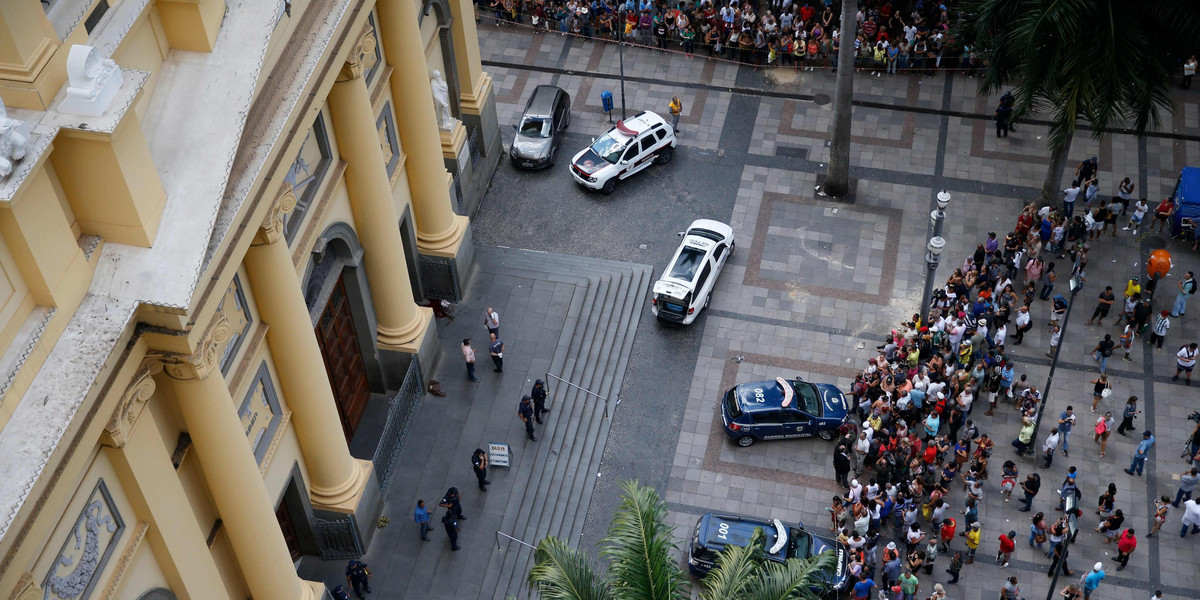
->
<box><xmin>549</xmin><ymin>147</ymin><xmax>557</xmax><ymax>167</ymax></box>
<box><xmin>601</xmin><ymin>178</ymin><xmax>616</xmax><ymax>195</ymax></box>
<box><xmin>655</xmin><ymin>146</ymin><xmax>674</xmax><ymax>165</ymax></box>
<box><xmin>703</xmin><ymin>293</ymin><xmax>711</xmax><ymax>310</ymax></box>
<box><xmin>736</xmin><ymin>435</ymin><xmax>755</xmax><ymax>447</ymax></box>
<box><xmin>729</xmin><ymin>241</ymin><xmax>736</xmax><ymax>256</ymax></box>
<box><xmin>818</xmin><ymin>429</ymin><xmax>835</xmax><ymax>441</ymax></box>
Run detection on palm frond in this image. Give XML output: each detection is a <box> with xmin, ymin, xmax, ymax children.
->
<box><xmin>699</xmin><ymin>528</ymin><xmax>767</xmax><ymax>600</ymax></box>
<box><xmin>600</xmin><ymin>480</ymin><xmax>687</xmax><ymax>600</ymax></box>
<box><xmin>741</xmin><ymin>551</ymin><xmax>839</xmax><ymax>600</ymax></box>
<box><xmin>528</xmin><ymin>537</ymin><xmax>609</xmax><ymax>600</ymax></box>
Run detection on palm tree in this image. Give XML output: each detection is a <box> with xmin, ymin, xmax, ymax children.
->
<box><xmin>959</xmin><ymin>0</ymin><xmax>1200</xmax><ymax>201</ymax></box>
<box><xmin>822</xmin><ymin>0</ymin><xmax>859</xmax><ymax>199</ymax></box>
<box><xmin>527</xmin><ymin>480</ymin><xmax>837</xmax><ymax>600</ymax></box>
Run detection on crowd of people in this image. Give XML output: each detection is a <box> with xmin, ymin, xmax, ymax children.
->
<box><xmin>483</xmin><ymin>0</ymin><xmax>982</xmax><ymax>71</ymax></box>
<box><xmin>829</xmin><ymin>157</ymin><xmax>1197</xmax><ymax>600</ymax></box>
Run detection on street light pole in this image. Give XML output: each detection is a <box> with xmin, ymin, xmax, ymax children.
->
<box><xmin>920</xmin><ymin>191</ymin><xmax>952</xmax><ymax>317</ymax></box>
<box><xmin>616</xmin><ymin>19</ymin><xmax>627</xmax><ymax>120</ymax></box>
<box><xmin>932</xmin><ymin>190</ymin><xmax>950</xmax><ymax>238</ymax></box>
<box><xmin>920</xmin><ymin>237</ymin><xmax>946</xmax><ymax>316</ymax></box>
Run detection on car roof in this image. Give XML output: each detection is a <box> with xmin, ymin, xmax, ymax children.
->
<box><xmin>697</xmin><ymin>513</ymin><xmax>781</xmax><ymax>550</ymax></box>
<box><xmin>732</xmin><ymin>380</ymin><xmax>806</xmax><ymax>413</ymax></box>
<box><xmin>525</xmin><ymin>86</ymin><xmax>563</xmax><ymax>117</ymax></box>
<box><xmin>602</xmin><ymin>111</ymin><xmax>667</xmax><ymax>143</ymax></box>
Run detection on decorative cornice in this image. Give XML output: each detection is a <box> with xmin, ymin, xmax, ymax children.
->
<box><xmin>156</xmin><ymin>314</ymin><xmax>233</xmax><ymax>382</ymax></box>
<box><xmin>253</xmin><ymin>186</ymin><xmax>298</xmax><ymax>246</ymax></box>
<box><xmin>100</xmin><ymin>360</ymin><xmax>164</xmax><ymax>448</ymax></box>
<box><xmin>336</xmin><ymin>26</ymin><xmax>377</xmax><ymax>83</ymax></box>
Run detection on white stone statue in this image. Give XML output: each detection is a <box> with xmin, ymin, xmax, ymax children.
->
<box><xmin>0</xmin><ymin>98</ymin><xmax>27</xmax><ymax>179</ymax></box>
<box><xmin>58</xmin><ymin>45</ymin><xmax>124</xmax><ymax>117</ymax></box>
<box><xmin>430</xmin><ymin>70</ymin><xmax>454</xmax><ymax>131</ymax></box>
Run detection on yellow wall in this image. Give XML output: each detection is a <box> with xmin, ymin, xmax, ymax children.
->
<box><xmin>113</xmin><ymin>9</ymin><xmax>171</xmax><ymax>121</ymax></box>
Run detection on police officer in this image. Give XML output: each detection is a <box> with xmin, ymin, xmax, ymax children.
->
<box><xmin>344</xmin><ymin>559</ymin><xmax>372</xmax><ymax>599</ymax></box>
<box><xmin>472</xmin><ymin>448</ymin><xmax>490</xmax><ymax>491</ymax></box>
<box><xmin>442</xmin><ymin>511</ymin><xmax>461</xmax><ymax>551</ymax></box>
<box><xmin>531</xmin><ymin>379</ymin><xmax>550</xmax><ymax>424</ymax></box>
<box><xmin>439</xmin><ymin>487</ymin><xmax>466</xmax><ymax>519</ymax></box>
<box><xmin>519</xmin><ymin>395</ymin><xmax>537</xmax><ymax>441</ymax></box>
<box><xmin>331</xmin><ymin>585</ymin><xmax>352</xmax><ymax>600</ymax></box>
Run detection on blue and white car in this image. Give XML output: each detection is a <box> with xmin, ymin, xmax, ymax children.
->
<box><xmin>686</xmin><ymin>512</ymin><xmax>848</xmax><ymax>595</ymax></box>
<box><xmin>720</xmin><ymin>377</ymin><xmax>850</xmax><ymax>446</ymax></box>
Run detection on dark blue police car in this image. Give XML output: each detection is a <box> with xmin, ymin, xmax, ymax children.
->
<box><xmin>720</xmin><ymin>376</ymin><xmax>850</xmax><ymax>447</ymax></box>
<box><xmin>686</xmin><ymin>512</ymin><xmax>848</xmax><ymax>593</ymax></box>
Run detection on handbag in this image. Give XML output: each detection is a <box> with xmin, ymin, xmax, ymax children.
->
<box><xmin>1101</xmin><ymin>387</ymin><xmax>1112</xmax><ymax>398</ymax></box>
<box><xmin>1095</xmin><ymin>420</ymin><xmax>1108</xmax><ymax>435</ymax></box>
<box><xmin>1035</xmin><ymin>531</ymin><xmax>1047</xmax><ymax>543</ymax></box>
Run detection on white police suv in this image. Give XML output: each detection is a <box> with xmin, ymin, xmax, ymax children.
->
<box><xmin>651</xmin><ymin>219</ymin><xmax>734</xmax><ymax>325</ymax></box>
<box><xmin>569</xmin><ymin>111</ymin><xmax>677</xmax><ymax>195</ymax></box>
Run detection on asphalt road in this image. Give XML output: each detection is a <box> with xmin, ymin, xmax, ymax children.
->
<box><xmin>473</xmin><ymin>126</ymin><xmax>744</xmax><ymax>563</ymax></box>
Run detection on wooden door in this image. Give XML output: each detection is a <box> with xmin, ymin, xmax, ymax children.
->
<box><xmin>315</xmin><ymin>275</ymin><xmax>371</xmax><ymax>441</ymax></box>
<box><xmin>276</xmin><ymin>500</ymin><xmax>302</xmax><ymax>561</ymax></box>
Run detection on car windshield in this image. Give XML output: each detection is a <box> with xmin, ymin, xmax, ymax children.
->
<box><xmin>795</xmin><ymin>382</ymin><xmax>821</xmax><ymax>416</ymax></box>
<box><xmin>668</xmin><ymin>246</ymin><xmax>706</xmax><ymax>281</ymax></box>
<box><xmin>519</xmin><ymin>116</ymin><xmax>553</xmax><ymax>138</ymax></box>
<box><xmin>589</xmin><ymin>133</ymin><xmax>627</xmax><ymax>163</ymax></box>
<box><xmin>786</xmin><ymin>528</ymin><xmax>812</xmax><ymax>559</ymax></box>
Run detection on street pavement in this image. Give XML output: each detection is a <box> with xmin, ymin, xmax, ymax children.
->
<box><xmin>324</xmin><ymin>21</ymin><xmax>1200</xmax><ymax>600</ymax></box>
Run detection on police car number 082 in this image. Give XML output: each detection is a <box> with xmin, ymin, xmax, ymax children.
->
<box><xmin>753</xmin><ymin>388</ymin><xmax>765</xmax><ymax>403</ymax></box>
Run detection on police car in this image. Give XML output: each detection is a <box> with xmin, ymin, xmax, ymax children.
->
<box><xmin>569</xmin><ymin>111</ymin><xmax>677</xmax><ymax>195</ymax></box>
<box><xmin>686</xmin><ymin>512</ymin><xmax>849</xmax><ymax>595</ymax></box>
<box><xmin>650</xmin><ymin>219</ymin><xmax>734</xmax><ymax>325</ymax></box>
<box><xmin>720</xmin><ymin>376</ymin><xmax>850</xmax><ymax>446</ymax></box>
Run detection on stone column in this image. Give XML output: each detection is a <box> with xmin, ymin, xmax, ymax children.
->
<box><xmin>244</xmin><ymin>188</ymin><xmax>369</xmax><ymax>508</ymax></box>
<box><xmin>327</xmin><ymin>47</ymin><xmax>432</xmax><ymax>349</ymax></box>
<box><xmin>160</xmin><ymin>317</ymin><xmax>316</xmax><ymax>600</ymax></box>
<box><xmin>446</xmin><ymin>0</ymin><xmax>494</xmax><ymax>115</ymax></box>
<box><xmin>377</xmin><ymin>0</ymin><xmax>468</xmax><ymax>252</ymax></box>
<box><xmin>102</xmin><ymin>362</ymin><xmax>231</xmax><ymax>600</ymax></box>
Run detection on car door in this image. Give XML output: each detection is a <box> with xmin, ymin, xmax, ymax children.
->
<box><xmin>618</xmin><ymin>144</ymin><xmax>640</xmax><ymax>179</ymax></box>
<box><xmin>750</xmin><ymin>411</ymin><xmax>786</xmax><ymax>439</ymax></box>
<box><xmin>781</xmin><ymin>410</ymin><xmax>814</xmax><ymax>438</ymax></box>
<box><xmin>551</xmin><ymin>101</ymin><xmax>565</xmax><ymax>152</ymax></box>
<box><xmin>712</xmin><ymin>241</ymin><xmax>729</xmax><ymax>274</ymax></box>
<box><xmin>625</xmin><ymin>135</ymin><xmax>657</xmax><ymax>176</ymax></box>
<box><xmin>693</xmin><ymin>261</ymin><xmax>714</xmax><ymax>311</ymax></box>
<box><xmin>559</xmin><ymin>91</ymin><xmax>571</xmax><ymax>130</ymax></box>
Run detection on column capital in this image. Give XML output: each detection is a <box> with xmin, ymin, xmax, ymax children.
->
<box><xmin>101</xmin><ymin>359</ymin><xmax>165</xmax><ymax>448</ymax></box>
<box><xmin>336</xmin><ymin>27</ymin><xmax>379</xmax><ymax>83</ymax></box>
<box><xmin>253</xmin><ymin>186</ymin><xmax>298</xmax><ymax>246</ymax></box>
<box><xmin>156</xmin><ymin>314</ymin><xmax>232</xmax><ymax>381</ymax></box>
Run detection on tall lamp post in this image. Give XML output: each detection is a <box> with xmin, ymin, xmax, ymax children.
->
<box><xmin>1026</xmin><ymin>253</ymin><xmax>1084</xmax><ymax>461</ymax></box>
<box><xmin>920</xmin><ymin>236</ymin><xmax>946</xmax><ymax>316</ymax></box>
<box><xmin>932</xmin><ymin>190</ymin><xmax>951</xmax><ymax>238</ymax></box>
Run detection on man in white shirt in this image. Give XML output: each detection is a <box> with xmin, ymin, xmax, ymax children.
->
<box><xmin>1013</xmin><ymin>306</ymin><xmax>1032</xmax><ymax>345</ymax></box>
<box><xmin>1062</xmin><ymin>182</ymin><xmax>1081</xmax><ymax>218</ymax></box>
<box><xmin>1041</xmin><ymin>427</ymin><xmax>1060</xmax><ymax>468</ymax></box>
<box><xmin>1125</xmin><ymin>199</ymin><xmax>1149</xmax><ymax>233</ymax></box>
<box><xmin>1173</xmin><ymin>342</ymin><xmax>1199</xmax><ymax>385</ymax></box>
<box><xmin>485</xmin><ymin>307</ymin><xmax>501</xmax><ymax>336</ymax></box>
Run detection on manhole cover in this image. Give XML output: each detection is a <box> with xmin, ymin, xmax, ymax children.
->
<box><xmin>813</xmin><ymin>93</ymin><xmax>832</xmax><ymax>106</ymax></box>
<box><xmin>1147</xmin><ymin>237</ymin><xmax>1167</xmax><ymax>250</ymax></box>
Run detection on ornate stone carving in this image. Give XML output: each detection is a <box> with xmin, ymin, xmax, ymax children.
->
<box><xmin>43</xmin><ymin>481</ymin><xmax>124</xmax><ymax>600</ymax></box>
<box><xmin>336</xmin><ymin>27</ymin><xmax>376</xmax><ymax>84</ymax></box>
<box><xmin>100</xmin><ymin>360</ymin><xmax>165</xmax><ymax>448</ymax></box>
<box><xmin>430</xmin><ymin>70</ymin><xmax>454</xmax><ymax>130</ymax></box>
<box><xmin>58</xmin><ymin>45</ymin><xmax>124</xmax><ymax>117</ymax></box>
<box><xmin>0</xmin><ymin>98</ymin><xmax>28</xmax><ymax>179</ymax></box>
<box><xmin>254</xmin><ymin>186</ymin><xmax>298</xmax><ymax>246</ymax></box>
<box><xmin>157</xmin><ymin>314</ymin><xmax>233</xmax><ymax>381</ymax></box>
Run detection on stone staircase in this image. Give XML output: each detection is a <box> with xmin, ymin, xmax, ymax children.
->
<box><xmin>474</xmin><ymin>247</ymin><xmax>653</xmax><ymax>600</ymax></box>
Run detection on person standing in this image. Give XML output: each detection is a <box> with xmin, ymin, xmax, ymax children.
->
<box><xmin>995</xmin><ymin>98</ymin><xmax>1012</xmax><ymax>138</ymax></box>
<box><xmin>1017</xmin><ymin>473</ymin><xmax>1041</xmax><ymax>512</ymax></box>
<box><xmin>1089</xmin><ymin>374</ymin><xmax>1110</xmax><ymax>413</ymax></box>
<box><xmin>1086</xmin><ymin>286</ymin><xmax>1116</xmax><ymax>326</ymax></box>
<box><xmin>1125</xmin><ymin>430</ymin><xmax>1156</xmax><ymax>476</ymax></box>
<box><xmin>1062</xmin><ymin>182</ymin><xmax>1081</xmax><ymax>219</ymax></box>
<box><xmin>996</xmin><ymin>530</ymin><xmax>1016</xmax><ymax>567</ymax></box>
<box><xmin>414</xmin><ymin>499</ymin><xmax>431</xmax><ymax>541</ymax></box>
<box><xmin>1175</xmin><ymin>468</ymin><xmax>1200</xmax><ymax>507</ymax></box>
<box><xmin>1001</xmin><ymin>576</ymin><xmax>1020</xmax><ymax>600</ymax></box>
<box><xmin>898</xmin><ymin>569</ymin><xmax>919</xmax><ymax>600</ymax></box>
<box><xmin>1125</xmin><ymin>198</ymin><xmax>1149</xmax><ymax>233</ymax></box>
<box><xmin>834</xmin><ymin>443</ymin><xmax>852</xmax><ymax>488</ymax></box>
<box><xmin>345</xmin><ymin>560</ymin><xmax>372</xmax><ymax>599</ymax></box>
<box><xmin>1176</xmin><ymin>343</ymin><xmax>1200</xmax><ymax>385</ymax></box>
<box><xmin>519</xmin><ymin>395</ymin><xmax>538</xmax><ymax>441</ymax></box>
<box><xmin>1173</xmin><ymin>271</ymin><xmax>1197</xmax><ymax>317</ymax></box>
<box><xmin>1041</xmin><ymin>428</ymin><xmax>1061</xmax><ymax>469</ymax></box>
<box><xmin>1046</xmin><ymin>322</ymin><xmax>1062</xmax><ymax>359</ymax></box>
<box><xmin>850</xmin><ymin>573</ymin><xmax>875</xmax><ymax>600</ymax></box>
<box><xmin>463</xmin><ymin>339</ymin><xmax>480</xmax><ymax>382</ymax></box>
<box><xmin>1115</xmin><ymin>529</ymin><xmax>1137</xmax><ymax>571</ymax></box>
<box><xmin>1047</xmin><ymin>524</ymin><xmax>1074</xmax><ymax>576</ymax></box>
<box><xmin>331</xmin><ymin>585</ymin><xmax>352</xmax><ymax>600</ymax></box>
<box><xmin>668</xmin><ymin>95</ymin><xmax>683</xmax><ymax>132</ymax></box>
<box><xmin>964</xmin><ymin>522</ymin><xmax>981</xmax><ymax>564</ymax></box>
<box><xmin>442</xmin><ymin>511</ymin><xmax>461</xmax><ymax>551</ymax></box>
<box><xmin>489</xmin><ymin>332</ymin><xmax>505</xmax><ymax>372</ymax></box>
<box><xmin>1059</xmin><ymin>584</ymin><xmax>1083</xmax><ymax>600</ymax></box>
<box><xmin>1185</xmin><ymin>55</ymin><xmax>1198</xmax><ymax>89</ymax></box>
<box><xmin>485</xmin><ymin>307</ymin><xmax>501</xmax><ymax>337</ymax></box>
<box><xmin>1116</xmin><ymin>396</ymin><xmax>1140</xmax><ymax>436</ymax></box>
<box><xmin>1181</xmin><ymin>498</ymin><xmax>1200</xmax><ymax>536</ymax></box>
<box><xmin>439</xmin><ymin>487</ymin><xmax>466</xmax><ymax>519</ymax></box>
<box><xmin>1095</xmin><ymin>412</ymin><xmax>1115</xmax><ymax>458</ymax></box>
<box><xmin>1081</xmin><ymin>563</ymin><xmax>1106</xmax><ymax>600</ymax></box>
<box><xmin>945</xmin><ymin>551</ymin><xmax>964</xmax><ymax>584</ymax></box>
<box><xmin>472</xmin><ymin>448</ymin><xmax>490</xmax><ymax>491</ymax></box>
<box><xmin>531</xmin><ymin>379</ymin><xmax>550</xmax><ymax>423</ymax></box>
<box><xmin>1057</xmin><ymin>407</ymin><xmax>1077</xmax><ymax>456</ymax></box>
<box><xmin>1151</xmin><ymin>311</ymin><xmax>1171</xmax><ymax>351</ymax></box>
<box><xmin>1013</xmin><ymin>305</ymin><xmax>1032</xmax><ymax>345</ymax></box>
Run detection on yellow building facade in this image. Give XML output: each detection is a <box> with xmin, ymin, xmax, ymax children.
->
<box><xmin>0</xmin><ymin>0</ymin><xmax>499</xmax><ymax>598</ymax></box>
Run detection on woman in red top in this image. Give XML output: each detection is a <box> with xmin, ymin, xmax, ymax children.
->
<box><xmin>1153</xmin><ymin>197</ymin><xmax>1174</xmax><ymax>232</ymax></box>
<box><xmin>1016</xmin><ymin>208</ymin><xmax>1035</xmax><ymax>239</ymax></box>
<box><xmin>1115</xmin><ymin>528</ymin><xmax>1137</xmax><ymax>570</ymax></box>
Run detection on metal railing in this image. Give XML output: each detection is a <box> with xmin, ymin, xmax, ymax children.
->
<box><xmin>495</xmin><ymin>530</ymin><xmax>539</xmax><ymax>552</ymax></box>
<box><xmin>544</xmin><ymin>372</ymin><xmax>611</xmax><ymax>419</ymax></box>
